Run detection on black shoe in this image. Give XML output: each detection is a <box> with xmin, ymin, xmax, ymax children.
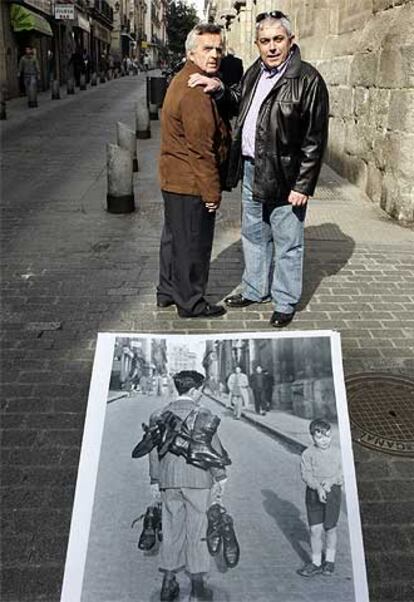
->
<box><xmin>221</xmin><ymin>513</ymin><xmax>240</xmax><ymax>568</ymax></box>
<box><xmin>138</xmin><ymin>506</ymin><xmax>157</xmax><ymax>550</ymax></box>
<box><xmin>177</xmin><ymin>304</ymin><xmax>226</xmax><ymax>318</ymax></box>
<box><xmin>157</xmin><ymin>298</ymin><xmax>175</xmax><ymax>308</ymax></box>
<box><xmin>160</xmin><ymin>573</ymin><xmax>179</xmax><ymax>601</ymax></box>
<box><xmin>269</xmin><ymin>311</ymin><xmax>295</xmax><ymax>328</ymax></box>
<box><xmin>190</xmin><ymin>575</ymin><xmax>213</xmax><ymax>601</ymax></box>
<box><xmin>131</xmin><ymin>422</ymin><xmax>164</xmax><ymax>458</ymax></box>
<box><xmin>206</xmin><ymin>503</ymin><xmax>226</xmax><ymax>556</ymax></box>
<box><xmin>224</xmin><ymin>293</ymin><xmax>269</xmax><ymax>308</ymax></box>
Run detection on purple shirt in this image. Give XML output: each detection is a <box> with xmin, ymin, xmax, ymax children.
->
<box><xmin>241</xmin><ymin>59</ymin><xmax>289</xmax><ymax>159</ymax></box>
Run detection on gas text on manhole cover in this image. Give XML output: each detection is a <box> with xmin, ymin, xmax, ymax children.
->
<box><xmin>346</xmin><ymin>374</ymin><xmax>414</xmax><ymax>457</ymax></box>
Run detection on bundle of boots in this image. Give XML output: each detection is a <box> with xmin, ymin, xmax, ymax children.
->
<box><xmin>132</xmin><ymin>408</ymin><xmax>231</xmax><ymax>471</ymax></box>
<box><xmin>131</xmin><ymin>503</ymin><xmax>162</xmax><ymax>551</ymax></box>
<box><xmin>205</xmin><ymin>503</ymin><xmax>240</xmax><ymax>568</ymax></box>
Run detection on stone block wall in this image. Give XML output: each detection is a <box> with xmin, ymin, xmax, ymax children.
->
<box><xmin>219</xmin><ymin>0</ymin><xmax>414</xmax><ymax>223</ymax></box>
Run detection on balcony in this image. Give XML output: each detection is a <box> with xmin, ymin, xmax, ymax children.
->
<box><xmin>93</xmin><ymin>0</ymin><xmax>114</xmax><ymax>22</ymax></box>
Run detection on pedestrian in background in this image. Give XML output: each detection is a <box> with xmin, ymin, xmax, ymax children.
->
<box><xmin>219</xmin><ymin>47</ymin><xmax>243</xmax><ymax>87</ymax></box>
<box><xmin>156</xmin><ymin>23</ymin><xmax>231</xmax><ymax>318</ymax></box>
<box><xmin>250</xmin><ymin>365</ymin><xmax>269</xmax><ymax>415</ymax></box>
<box><xmin>17</xmin><ymin>46</ymin><xmax>40</xmax><ymax>95</ymax></box>
<box><xmin>227</xmin><ymin>366</ymin><xmax>249</xmax><ymax>419</ymax></box>
<box><xmin>189</xmin><ymin>10</ymin><xmax>329</xmax><ymax>328</ymax></box>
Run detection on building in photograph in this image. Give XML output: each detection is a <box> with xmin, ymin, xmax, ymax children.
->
<box><xmin>204</xmin><ymin>337</ymin><xmax>335</xmax><ymax>421</ymax></box>
<box><xmin>168</xmin><ymin>345</ymin><xmax>197</xmax><ymax>374</ymax></box>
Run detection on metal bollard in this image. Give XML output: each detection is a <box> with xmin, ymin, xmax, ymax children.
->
<box><xmin>51</xmin><ymin>79</ymin><xmax>60</xmax><ymax>100</ymax></box>
<box><xmin>135</xmin><ymin>103</ymin><xmax>151</xmax><ymax>139</ymax></box>
<box><xmin>106</xmin><ymin>143</ymin><xmax>135</xmax><ymax>213</ymax></box>
<box><xmin>27</xmin><ymin>76</ymin><xmax>38</xmax><ymax>108</ymax></box>
<box><xmin>117</xmin><ymin>122</ymin><xmax>138</xmax><ymax>173</ymax></box>
<box><xmin>67</xmin><ymin>78</ymin><xmax>75</xmax><ymax>94</ymax></box>
<box><xmin>91</xmin><ymin>72</ymin><xmax>97</xmax><ymax>86</ymax></box>
<box><xmin>79</xmin><ymin>73</ymin><xmax>87</xmax><ymax>90</ymax></box>
<box><xmin>0</xmin><ymin>89</ymin><xmax>6</xmax><ymax>120</ymax></box>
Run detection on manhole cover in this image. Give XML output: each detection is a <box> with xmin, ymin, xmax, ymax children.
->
<box><xmin>346</xmin><ymin>373</ymin><xmax>414</xmax><ymax>457</ymax></box>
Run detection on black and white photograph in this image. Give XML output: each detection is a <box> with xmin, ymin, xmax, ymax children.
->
<box><xmin>60</xmin><ymin>331</ymin><xmax>369</xmax><ymax>602</ymax></box>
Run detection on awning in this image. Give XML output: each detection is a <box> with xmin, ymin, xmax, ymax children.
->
<box><xmin>10</xmin><ymin>4</ymin><xmax>53</xmax><ymax>36</ymax></box>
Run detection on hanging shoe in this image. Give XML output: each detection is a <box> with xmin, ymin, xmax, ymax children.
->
<box><xmin>187</xmin><ymin>409</ymin><xmax>231</xmax><ymax>469</ymax></box>
<box><xmin>206</xmin><ymin>503</ymin><xmax>226</xmax><ymax>556</ymax></box>
<box><xmin>138</xmin><ymin>506</ymin><xmax>157</xmax><ymax>550</ymax></box>
<box><xmin>221</xmin><ymin>512</ymin><xmax>240</xmax><ymax>568</ymax></box>
<box><xmin>132</xmin><ymin>420</ymin><xmax>164</xmax><ymax>458</ymax></box>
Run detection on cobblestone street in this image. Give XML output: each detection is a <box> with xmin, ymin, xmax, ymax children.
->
<box><xmin>1</xmin><ymin>75</ymin><xmax>414</xmax><ymax>601</ymax></box>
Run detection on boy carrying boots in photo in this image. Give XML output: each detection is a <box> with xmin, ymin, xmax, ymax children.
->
<box><xmin>297</xmin><ymin>418</ymin><xmax>343</xmax><ymax>578</ymax></box>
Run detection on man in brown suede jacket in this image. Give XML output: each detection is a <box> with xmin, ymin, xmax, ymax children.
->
<box><xmin>157</xmin><ymin>23</ymin><xmax>231</xmax><ymax>319</ymax></box>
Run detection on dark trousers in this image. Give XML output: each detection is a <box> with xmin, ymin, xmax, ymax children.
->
<box><xmin>253</xmin><ymin>388</ymin><xmax>267</xmax><ymax>413</ymax></box>
<box><xmin>157</xmin><ymin>191</ymin><xmax>216</xmax><ymax>315</ymax></box>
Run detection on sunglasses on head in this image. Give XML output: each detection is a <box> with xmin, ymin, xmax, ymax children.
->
<box><xmin>256</xmin><ymin>10</ymin><xmax>288</xmax><ymax>23</ymax></box>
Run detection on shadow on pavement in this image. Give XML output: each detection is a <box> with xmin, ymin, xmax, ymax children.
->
<box><xmin>300</xmin><ymin>223</ymin><xmax>355</xmax><ymax>311</ymax></box>
<box><xmin>261</xmin><ymin>488</ymin><xmax>310</xmax><ymax>564</ymax></box>
<box><xmin>208</xmin><ymin>223</ymin><xmax>355</xmax><ymax>309</ymax></box>
<box><xmin>208</xmin><ymin>240</ymin><xmax>244</xmax><ymax>303</ymax></box>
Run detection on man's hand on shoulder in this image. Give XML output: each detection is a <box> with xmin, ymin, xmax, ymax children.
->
<box><xmin>288</xmin><ymin>190</ymin><xmax>309</xmax><ymax>206</ymax></box>
<box><xmin>188</xmin><ymin>73</ymin><xmax>223</xmax><ymax>94</ymax></box>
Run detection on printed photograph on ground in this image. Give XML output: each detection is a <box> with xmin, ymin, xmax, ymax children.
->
<box><xmin>61</xmin><ymin>331</ymin><xmax>369</xmax><ymax>602</ymax></box>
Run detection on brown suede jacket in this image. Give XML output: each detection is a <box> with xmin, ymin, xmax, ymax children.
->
<box><xmin>159</xmin><ymin>60</ymin><xmax>231</xmax><ymax>205</ymax></box>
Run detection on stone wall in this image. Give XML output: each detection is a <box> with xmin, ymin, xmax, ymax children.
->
<box><xmin>217</xmin><ymin>0</ymin><xmax>414</xmax><ymax>223</ymax></box>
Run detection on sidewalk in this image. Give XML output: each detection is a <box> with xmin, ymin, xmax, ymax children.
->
<box><xmin>205</xmin><ymin>389</ymin><xmax>339</xmax><ymax>452</ymax></box>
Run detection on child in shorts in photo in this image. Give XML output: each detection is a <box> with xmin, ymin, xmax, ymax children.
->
<box><xmin>297</xmin><ymin>418</ymin><xmax>343</xmax><ymax>578</ymax></box>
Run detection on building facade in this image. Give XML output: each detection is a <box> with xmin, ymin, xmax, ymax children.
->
<box><xmin>0</xmin><ymin>0</ymin><xmax>114</xmax><ymax>97</ymax></box>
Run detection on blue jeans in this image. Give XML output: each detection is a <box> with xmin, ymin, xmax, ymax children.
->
<box><xmin>241</xmin><ymin>160</ymin><xmax>306</xmax><ymax>314</ymax></box>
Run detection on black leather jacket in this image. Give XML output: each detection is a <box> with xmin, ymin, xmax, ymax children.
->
<box><xmin>225</xmin><ymin>45</ymin><xmax>329</xmax><ymax>206</ymax></box>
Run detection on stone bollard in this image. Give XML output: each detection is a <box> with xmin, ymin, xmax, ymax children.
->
<box><xmin>51</xmin><ymin>79</ymin><xmax>60</xmax><ymax>100</ymax></box>
<box><xmin>135</xmin><ymin>103</ymin><xmax>151</xmax><ymax>139</ymax></box>
<box><xmin>106</xmin><ymin>143</ymin><xmax>135</xmax><ymax>213</ymax></box>
<box><xmin>67</xmin><ymin>78</ymin><xmax>75</xmax><ymax>94</ymax></box>
<box><xmin>117</xmin><ymin>121</ymin><xmax>138</xmax><ymax>172</ymax></box>
<box><xmin>149</xmin><ymin>102</ymin><xmax>159</xmax><ymax>120</ymax></box>
<box><xmin>0</xmin><ymin>89</ymin><xmax>6</xmax><ymax>120</ymax></box>
<box><xmin>99</xmin><ymin>71</ymin><xmax>106</xmax><ymax>83</ymax></box>
<box><xmin>27</xmin><ymin>76</ymin><xmax>38</xmax><ymax>108</ymax></box>
<box><xmin>91</xmin><ymin>72</ymin><xmax>97</xmax><ymax>86</ymax></box>
<box><xmin>79</xmin><ymin>74</ymin><xmax>87</xmax><ymax>90</ymax></box>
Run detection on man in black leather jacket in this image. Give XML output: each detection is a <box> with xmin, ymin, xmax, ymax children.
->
<box><xmin>189</xmin><ymin>11</ymin><xmax>329</xmax><ymax>327</ymax></box>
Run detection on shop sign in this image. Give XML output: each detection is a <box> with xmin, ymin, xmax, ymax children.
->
<box><xmin>54</xmin><ymin>5</ymin><xmax>75</xmax><ymax>19</ymax></box>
